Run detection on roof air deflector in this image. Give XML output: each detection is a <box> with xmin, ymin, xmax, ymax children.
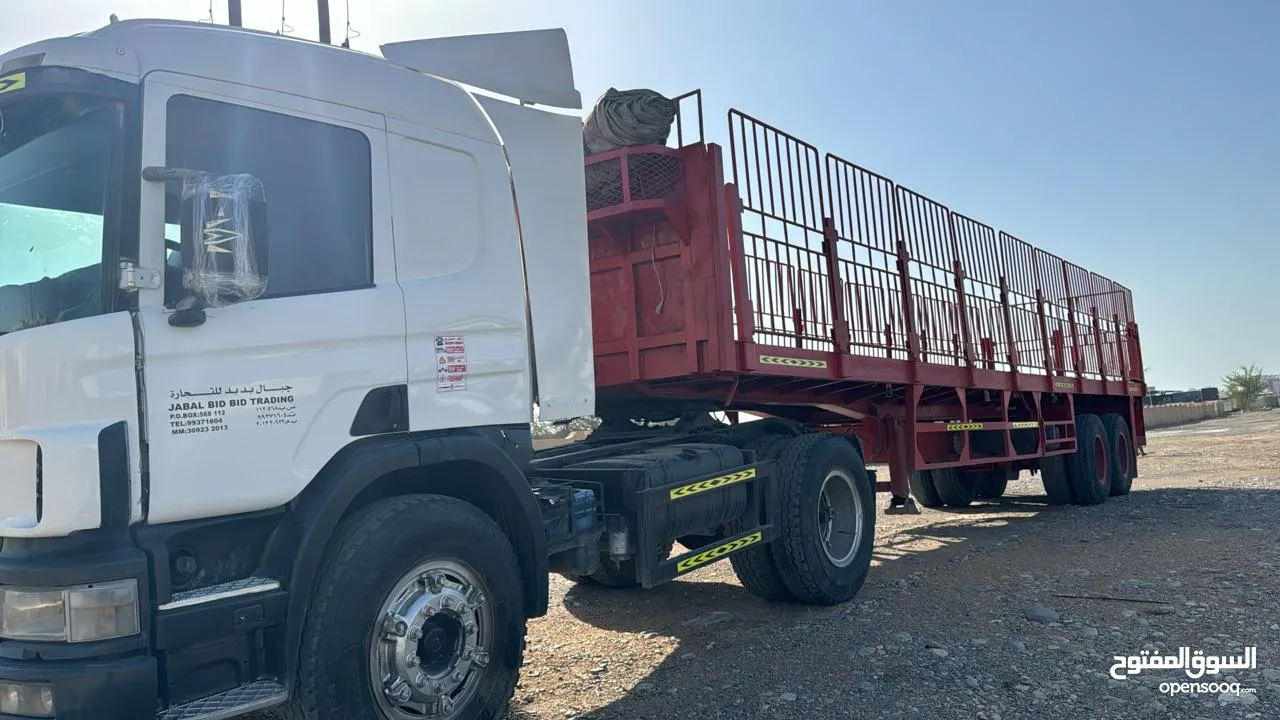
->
<box><xmin>380</xmin><ymin>28</ymin><xmax>581</xmax><ymax>110</ymax></box>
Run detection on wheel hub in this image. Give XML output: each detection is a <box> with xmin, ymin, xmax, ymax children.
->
<box><xmin>372</xmin><ymin>562</ymin><xmax>491</xmax><ymax>718</ymax></box>
<box><xmin>817</xmin><ymin>469</ymin><xmax>863</xmax><ymax>568</ymax></box>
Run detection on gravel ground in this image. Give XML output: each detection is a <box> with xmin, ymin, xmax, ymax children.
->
<box><xmin>254</xmin><ymin>409</ymin><xmax>1280</xmax><ymax>719</ymax></box>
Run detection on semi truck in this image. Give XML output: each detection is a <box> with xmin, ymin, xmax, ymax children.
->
<box><xmin>0</xmin><ymin>17</ymin><xmax>1145</xmax><ymax>720</ymax></box>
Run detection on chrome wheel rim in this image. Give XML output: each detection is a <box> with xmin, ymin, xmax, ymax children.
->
<box><xmin>370</xmin><ymin>559</ymin><xmax>492</xmax><ymax>719</ymax></box>
<box><xmin>817</xmin><ymin>468</ymin><xmax>863</xmax><ymax>567</ymax></box>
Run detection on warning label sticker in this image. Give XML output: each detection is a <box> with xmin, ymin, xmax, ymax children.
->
<box><xmin>435</xmin><ymin>336</ymin><xmax>468</xmax><ymax>392</ymax></box>
<box><xmin>166</xmin><ymin>383</ymin><xmax>298</xmax><ymax>436</ymax></box>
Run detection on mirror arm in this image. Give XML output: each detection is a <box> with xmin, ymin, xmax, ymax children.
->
<box><xmin>168</xmin><ymin>296</ymin><xmax>207</xmax><ymax>328</ymax></box>
<box><xmin>142</xmin><ymin>166</ymin><xmax>209</xmax><ymax>184</ymax></box>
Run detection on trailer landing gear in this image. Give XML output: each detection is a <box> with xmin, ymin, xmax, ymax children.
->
<box><xmin>884</xmin><ymin>494</ymin><xmax>921</xmax><ymax>515</ymax></box>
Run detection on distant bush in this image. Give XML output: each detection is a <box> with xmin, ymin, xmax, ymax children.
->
<box><xmin>1223</xmin><ymin>364</ymin><xmax>1267</xmax><ymax>411</ymax></box>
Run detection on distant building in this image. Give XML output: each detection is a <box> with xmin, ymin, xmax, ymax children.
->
<box><xmin>1267</xmin><ymin>375</ymin><xmax>1280</xmax><ymax>398</ymax></box>
<box><xmin>1144</xmin><ymin>387</ymin><xmax>1218</xmax><ymax>406</ymax></box>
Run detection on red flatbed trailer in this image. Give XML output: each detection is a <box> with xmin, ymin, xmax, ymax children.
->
<box><xmin>585</xmin><ymin>94</ymin><xmax>1146</xmax><ymax>508</ymax></box>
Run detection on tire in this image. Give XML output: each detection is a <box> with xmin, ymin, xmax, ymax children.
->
<box><xmin>769</xmin><ymin>434</ymin><xmax>876</xmax><ymax>605</ymax></box>
<box><xmin>1040</xmin><ymin>453</ymin><xmax>1075</xmax><ymax>505</ymax></box>
<box><xmin>284</xmin><ymin>495</ymin><xmax>523</xmax><ymax>720</ymax></box>
<box><xmin>727</xmin><ymin>435</ymin><xmax>795</xmax><ymax>601</ymax></box>
<box><xmin>908</xmin><ymin>469</ymin><xmax>945</xmax><ymax>508</ymax></box>
<box><xmin>974</xmin><ymin>470</ymin><xmax>1008</xmax><ymax>500</ymax></box>
<box><xmin>584</xmin><ymin>540</ymin><xmax>674</xmax><ymax>588</ymax></box>
<box><xmin>1102</xmin><ymin>413</ymin><xmax>1135</xmax><ymax>496</ymax></box>
<box><xmin>931</xmin><ymin>468</ymin><xmax>975</xmax><ymax>508</ymax></box>
<box><xmin>1069</xmin><ymin>414</ymin><xmax>1111</xmax><ymax>505</ymax></box>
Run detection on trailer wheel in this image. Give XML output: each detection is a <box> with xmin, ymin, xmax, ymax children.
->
<box><xmin>727</xmin><ymin>435</ymin><xmax>795</xmax><ymax>601</ymax></box>
<box><xmin>1069</xmin><ymin>414</ymin><xmax>1111</xmax><ymax>505</ymax></box>
<box><xmin>907</xmin><ymin>470</ymin><xmax>945</xmax><ymax>508</ymax></box>
<box><xmin>931</xmin><ymin>468</ymin><xmax>975</xmax><ymax>508</ymax></box>
<box><xmin>285</xmin><ymin>495</ymin><xmax>523</xmax><ymax>720</ymax></box>
<box><xmin>974</xmin><ymin>470</ymin><xmax>1009</xmax><ymax>500</ymax></box>
<box><xmin>1102</xmin><ymin>413</ymin><xmax>1135</xmax><ymax>497</ymax></box>
<box><xmin>1039</xmin><ymin>454</ymin><xmax>1075</xmax><ymax>505</ymax></box>
<box><xmin>769</xmin><ymin>434</ymin><xmax>875</xmax><ymax>605</ymax></box>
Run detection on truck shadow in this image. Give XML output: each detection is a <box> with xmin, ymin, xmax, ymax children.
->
<box><xmin>508</xmin><ymin>485</ymin><xmax>1279</xmax><ymax>720</ymax></box>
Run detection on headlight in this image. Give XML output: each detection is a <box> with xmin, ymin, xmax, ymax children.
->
<box><xmin>0</xmin><ymin>579</ymin><xmax>140</xmax><ymax>642</ymax></box>
<box><xmin>0</xmin><ymin>590</ymin><xmax>66</xmax><ymax>641</ymax></box>
<box><xmin>0</xmin><ymin>682</ymin><xmax>54</xmax><ymax>717</ymax></box>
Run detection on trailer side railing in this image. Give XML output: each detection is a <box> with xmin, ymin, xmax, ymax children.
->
<box><xmin>725</xmin><ymin>108</ymin><xmax>1142</xmax><ymax>389</ymax></box>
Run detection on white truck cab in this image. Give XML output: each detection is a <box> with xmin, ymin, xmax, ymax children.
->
<box><xmin>0</xmin><ymin>18</ymin><xmax>596</xmax><ymax>534</ymax></box>
<box><xmin>0</xmin><ymin>18</ymin><xmax>602</xmax><ymax>719</ymax></box>
<box><xmin>0</xmin><ymin>16</ymin><xmax>842</xmax><ymax>720</ymax></box>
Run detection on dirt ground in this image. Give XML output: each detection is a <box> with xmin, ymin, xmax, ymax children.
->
<box><xmin>507</xmin><ymin>410</ymin><xmax>1280</xmax><ymax>719</ymax></box>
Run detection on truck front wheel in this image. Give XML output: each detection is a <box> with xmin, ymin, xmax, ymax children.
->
<box><xmin>286</xmin><ymin>495</ymin><xmax>524</xmax><ymax>720</ymax></box>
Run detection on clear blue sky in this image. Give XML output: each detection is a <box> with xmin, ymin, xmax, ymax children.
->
<box><xmin>5</xmin><ymin>0</ymin><xmax>1276</xmax><ymax>390</ymax></box>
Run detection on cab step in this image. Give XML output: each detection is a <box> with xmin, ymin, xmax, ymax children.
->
<box><xmin>158</xmin><ymin>576</ymin><xmax>281</xmax><ymax>610</ymax></box>
<box><xmin>156</xmin><ymin>679</ymin><xmax>287</xmax><ymax>720</ymax></box>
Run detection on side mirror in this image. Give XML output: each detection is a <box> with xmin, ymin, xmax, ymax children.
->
<box><xmin>144</xmin><ymin>167</ymin><xmax>269</xmax><ymax>321</ymax></box>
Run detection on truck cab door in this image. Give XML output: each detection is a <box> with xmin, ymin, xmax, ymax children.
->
<box><xmin>134</xmin><ymin>72</ymin><xmax>406</xmax><ymax>524</ymax></box>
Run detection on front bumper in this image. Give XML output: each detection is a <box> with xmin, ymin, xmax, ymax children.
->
<box><xmin>0</xmin><ymin>654</ymin><xmax>156</xmax><ymax>720</ymax></box>
<box><xmin>0</xmin><ymin>506</ymin><xmax>155</xmax><ymax>719</ymax></box>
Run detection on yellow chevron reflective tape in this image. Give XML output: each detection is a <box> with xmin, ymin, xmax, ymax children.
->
<box><xmin>0</xmin><ymin>72</ymin><xmax>26</xmax><ymax>94</ymax></box>
<box><xmin>1009</xmin><ymin>421</ymin><xmax>1040</xmax><ymax>429</ymax></box>
<box><xmin>759</xmin><ymin>355</ymin><xmax>828</xmax><ymax>369</ymax></box>
<box><xmin>1053</xmin><ymin>380</ymin><xmax>1075</xmax><ymax>391</ymax></box>
<box><xmin>676</xmin><ymin>532</ymin><xmax>763</xmax><ymax>573</ymax></box>
<box><xmin>669</xmin><ymin>468</ymin><xmax>757</xmax><ymax>500</ymax></box>
<box><xmin>946</xmin><ymin>422</ymin><xmax>985</xmax><ymax>431</ymax></box>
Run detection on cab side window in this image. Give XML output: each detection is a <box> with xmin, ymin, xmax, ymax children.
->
<box><xmin>163</xmin><ymin>94</ymin><xmax>373</xmax><ymax>306</ymax></box>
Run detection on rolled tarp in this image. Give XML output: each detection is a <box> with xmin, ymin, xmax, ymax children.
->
<box><xmin>582</xmin><ymin>87</ymin><xmax>677</xmax><ymax>155</ymax></box>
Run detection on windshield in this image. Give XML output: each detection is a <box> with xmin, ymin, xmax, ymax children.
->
<box><xmin>0</xmin><ymin>93</ymin><xmax>119</xmax><ymax>333</ymax></box>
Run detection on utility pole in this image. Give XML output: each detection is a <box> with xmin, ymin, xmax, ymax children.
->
<box><xmin>226</xmin><ymin>0</ymin><xmax>331</xmax><ymax>44</ymax></box>
<box><xmin>317</xmin><ymin>0</ymin><xmax>331</xmax><ymax>44</ymax></box>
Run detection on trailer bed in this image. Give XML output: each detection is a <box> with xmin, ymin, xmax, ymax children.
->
<box><xmin>585</xmin><ymin>93</ymin><xmax>1146</xmax><ymax>489</ymax></box>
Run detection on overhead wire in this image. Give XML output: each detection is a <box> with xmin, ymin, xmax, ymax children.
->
<box><xmin>341</xmin><ymin>0</ymin><xmax>361</xmax><ymax>49</ymax></box>
<box><xmin>279</xmin><ymin>0</ymin><xmax>295</xmax><ymax>35</ymax></box>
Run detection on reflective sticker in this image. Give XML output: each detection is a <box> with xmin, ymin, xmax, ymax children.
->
<box><xmin>676</xmin><ymin>532</ymin><xmax>763</xmax><ymax>573</ymax></box>
<box><xmin>946</xmin><ymin>422</ymin><xmax>985</xmax><ymax>431</ymax></box>
<box><xmin>759</xmin><ymin>355</ymin><xmax>828</xmax><ymax>369</ymax></box>
<box><xmin>0</xmin><ymin>72</ymin><xmax>25</xmax><ymax>94</ymax></box>
<box><xmin>669</xmin><ymin>468</ymin><xmax>757</xmax><ymax>500</ymax></box>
